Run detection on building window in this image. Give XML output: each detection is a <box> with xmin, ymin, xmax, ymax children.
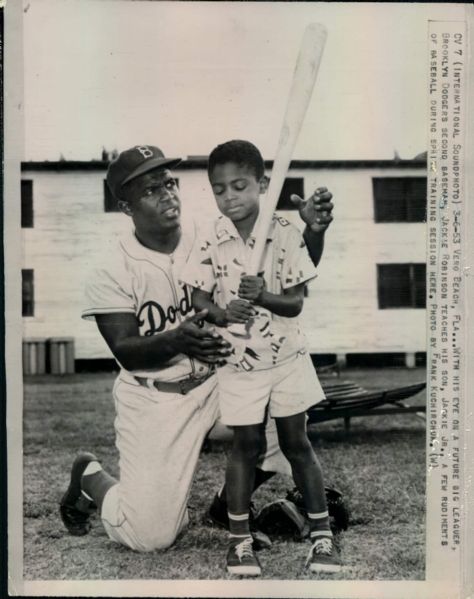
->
<box><xmin>377</xmin><ymin>264</ymin><xmax>426</xmax><ymax>309</ymax></box>
<box><xmin>22</xmin><ymin>269</ymin><xmax>35</xmax><ymax>316</ymax></box>
<box><xmin>21</xmin><ymin>180</ymin><xmax>34</xmax><ymax>228</ymax></box>
<box><xmin>104</xmin><ymin>180</ymin><xmax>120</xmax><ymax>212</ymax></box>
<box><xmin>373</xmin><ymin>177</ymin><xmax>426</xmax><ymax>222</ymax></box>
<box><xmin>276</xmin><ymin>178</ymin><xmax>304</xmax><ymax>210</ymax></box>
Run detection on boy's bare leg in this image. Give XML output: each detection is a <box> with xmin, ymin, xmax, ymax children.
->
<box><xmin>212</xmin><ymin>411</ymin><xmax>287</xmax><ymax>515</ymax></box>
<box><xmin>208</xmin><ymin>467</ymin><xmax>273</xmax><ymax>549</ymax></box>
<box><xmin>208</xmin><ymin>415</ymin><xmax>282</xmax><ymax>549</ymax></box>
<box><xmin>225</xmin><ymin>423</ymin><xmax>264</xmax><ymax>575</ymax></box>
<box><xmin>274</xmin><ymin>413</ymin><xmax>328</xmax><ymax>522</ymax></box>
<box><xmin>226</xmin><ymin>424</ymin><xmax>264</xmax><ymax>523</ymax></box>
<box><xmin>275</xmin><ymin>412</ymin><xmax>342</xmax><ymax>572</ymax></box>
<box><xmin>219</xmin><ymin>468</ymin><xmax>274</xmax><ymax>502</ymax></box>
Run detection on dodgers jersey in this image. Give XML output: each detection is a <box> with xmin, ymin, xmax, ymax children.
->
<box><xmin>82</xmin><ymin>219</ymin><xmax>213</xmax><ymax>382</ymax></box>
<box><xmin>181</xmin><ymin>213</ymin><xmax>317</xmax><ymax>372</ymax></box>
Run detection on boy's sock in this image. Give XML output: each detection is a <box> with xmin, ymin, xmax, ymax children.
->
<box><xmin>307</xmin><ymin>510</ymin><xmax>332</xmax><ymax>541</ymax></box>
<box><xmin>228</xmin><ymin>511</ymin><xmax>251</xmax><ymax>539</ymax></box>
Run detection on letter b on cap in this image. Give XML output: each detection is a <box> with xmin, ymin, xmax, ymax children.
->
<box><xmin>136</xmin><ymin>145</ymin><xmax>153</xmax><ymax>159</ymax></box>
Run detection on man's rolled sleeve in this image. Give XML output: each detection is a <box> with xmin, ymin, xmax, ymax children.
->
<box><xmin>82</xmin><ymin>267</ymin><xmax>136</xmax><ymax>320</ymax></box>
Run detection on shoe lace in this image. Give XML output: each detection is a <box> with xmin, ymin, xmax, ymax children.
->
<box><xmin>305</xmin><ymin>536</ymin><xmax>333</xmax><ymax>566</ymax></box>
<box><xmin>234</xmin><ymin>536</ymin><xmax>254</xmax><ymax>561</ymax></box>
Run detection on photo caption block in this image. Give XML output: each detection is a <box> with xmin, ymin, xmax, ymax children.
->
<box><xmin>426</xmin><ymin>19</ymin><xmax>466</xmax><ymax>581</ymax></box>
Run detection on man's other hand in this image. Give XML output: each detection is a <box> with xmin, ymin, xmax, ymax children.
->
<box><xmin>174</xmin><ymin>310</ymin><xmax>232</xmax><ymax>364</ymax></box>
<box><xmin>291</xmin><ymin>187</ymin><xmax>334</xmax><ymax>233</ymax></box>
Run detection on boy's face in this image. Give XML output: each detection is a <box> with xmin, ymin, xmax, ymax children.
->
<box><xmin>209</xmin><ymin>162</ymin><xmax>267</xmax><ymax>223</ymax></box>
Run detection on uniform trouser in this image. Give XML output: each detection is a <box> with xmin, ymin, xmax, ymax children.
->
<box><xmin>100</xmin><ymin>372</ymin><xmax>291</xmax><ymax>552</ymax></box>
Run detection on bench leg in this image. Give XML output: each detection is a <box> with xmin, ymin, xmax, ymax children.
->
<box><xmin>344</xmin><ymin>416</ymin><xmax>351</xmax><ymax>433</ymax></box>
<box><xmin>336</xmin><ymin>353</ymin><xmax>347</xmax><ymax>369</ymax></box>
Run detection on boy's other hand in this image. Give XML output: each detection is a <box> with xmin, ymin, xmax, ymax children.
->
<box><xmin>291</xmin><ymin>187</ymin><xmax>334</xmax><ymax>233</ymax></box>
<box><xmin>225</xmin><ymin>299</ymin><xmax>256</xmax><ymax>324</ymax></box>
<box><xmin>238</xmin><ymin>275</ymin><xmax>266</xmax><ymax>303</ymax></box>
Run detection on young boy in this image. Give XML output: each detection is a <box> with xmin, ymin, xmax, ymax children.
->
<box><xmin>181</xmin><ymin>140</ymin><xmax>341</xmax><ymax>576</ymax></box>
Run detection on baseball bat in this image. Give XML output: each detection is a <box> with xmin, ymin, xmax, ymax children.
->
<box><xmin>229</xmin><ymin>23</ymin><xmax>327</xmax><ymax>337</ymax></box>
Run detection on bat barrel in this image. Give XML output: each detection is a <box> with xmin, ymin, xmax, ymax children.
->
<box><xmin>247</xmin><ymin>23</ymin><xmax>327</xmax><ymax>276</ymax></box>
<box><xmin>229</xmin><ymin>24</ymin><xmax>327</xmax><ymax>339</ymax></box>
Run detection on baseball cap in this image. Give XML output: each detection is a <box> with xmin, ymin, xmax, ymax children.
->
<box><xmin>107</xmin><ymin>145</ymin><xmax>182</xmax><ymax>199</ymax></box>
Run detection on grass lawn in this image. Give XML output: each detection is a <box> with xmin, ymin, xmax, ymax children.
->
<box><xmin>22</xmin><ymin>368</ymin><xmax>426</xmax><ymax>581</ymax></box>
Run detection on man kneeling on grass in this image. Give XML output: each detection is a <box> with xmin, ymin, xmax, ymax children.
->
<box><xmin>59</xmin><ymin>144</ymin><xmax>335</xmax><ymax>561</ymax></box>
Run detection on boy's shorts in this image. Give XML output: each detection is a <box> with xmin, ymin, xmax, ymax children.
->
<box><xmin>217</xmin><ymin>350</ymin><xmax>325</xmax><ymax>426</ymax></box>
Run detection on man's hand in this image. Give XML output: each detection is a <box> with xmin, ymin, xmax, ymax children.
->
<box><xmin>291</xmin><ymin>186</ymin><xmax>334</xmax><ymax>233</ymax></box>
<box><xmin>225</xmin><ymin>299</ymin><xmax>257</xmax><ymax>324</ymax></box>
<box><xmin>174</xmin><ymin>310</ymin><xmax>232</xmax><ymax>364</ymax></box>
<box><xmin>238</xmin><ymin>275</ymin><xmax>266</xmax><ymax>304</ymax></box>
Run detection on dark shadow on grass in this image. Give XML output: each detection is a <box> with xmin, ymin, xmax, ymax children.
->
<box><xmin>307</xmin><ymin>425</ymin><xmax>425</xmax><ymax>446</ymax></box>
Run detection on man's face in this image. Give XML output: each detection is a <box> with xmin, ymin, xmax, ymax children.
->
<box><xmin>209</xmin><ymin>162</ymin><xmax>266</xmax><ymax>223</ymax></box>
<box><xmin>121</xmin><ymin>169</ymin><xmax>181</xmax><ymax>233</ymax></box>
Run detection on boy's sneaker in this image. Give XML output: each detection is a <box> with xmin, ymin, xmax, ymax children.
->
<box><xmin>59</xmin><ymin>452</ymin><xmax>98</xmax><ymax>536</ymax></box>
<box><xmin>306</xmin><ymin>536</ymin><xmax>342</xmax><ymax>573</ymax></box>
<box><xmin>207</xmin><ymin>493</ymin><xmax>272</xmax><ymax>549</ymax></box>
<box><xmin>226</xmin><ymin>536</ymin><xmax>262</xmax><ymax>576</ymax></box>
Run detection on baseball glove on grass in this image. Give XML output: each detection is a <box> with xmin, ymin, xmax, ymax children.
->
<box><xmin>256</xmin><ymin>486</ymin><xmax>350</xmax><ymax>541</ymax></box>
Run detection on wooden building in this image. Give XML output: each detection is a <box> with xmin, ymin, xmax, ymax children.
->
<box><xmin>21</xmin><ymin>156</ymin><xmax>427</xmax><ymax>367</ymax></box>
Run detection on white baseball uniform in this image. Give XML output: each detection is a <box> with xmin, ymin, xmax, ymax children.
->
<box><xmin>181</xmin><ymin>213</ymin><xmax>326</xmax><ymax>425</ymax></box>
<box><xmin>82</xmin><ymin>218</ymin><xmax>291</xmax><ymax>552</ymax></box>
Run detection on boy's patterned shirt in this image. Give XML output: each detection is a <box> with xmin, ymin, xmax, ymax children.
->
<box><xmin>180</xmin><ymin>213</ymin><xmax>318</xmax><ymax>371</ymax></box>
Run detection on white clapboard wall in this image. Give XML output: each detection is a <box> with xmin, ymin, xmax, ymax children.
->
<box><xmin>284</xmin><ymin>167</ymin><xmax>426</xmax><ymax>355</ymax></box>
<box><xmin>21</xmin><ymin>161</ymin><xmax>426</xmax><ymax>360</ymax></box>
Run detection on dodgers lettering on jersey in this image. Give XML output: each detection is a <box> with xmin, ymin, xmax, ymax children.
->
<box><xmin>137</xmin><ymin>286</ymin><xmax>193</xmax><ymax>336</ymax></box>
<box><xmin>82</xmin><ymin>220</ymin><xmax>213</xmax><ymax>382</ymax></box>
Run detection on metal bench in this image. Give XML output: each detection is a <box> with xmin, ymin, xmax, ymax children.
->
<box><xmin>308</xmin><ymin>379</ymin><xmax>426</xmax><ymax>431</ymax></box>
